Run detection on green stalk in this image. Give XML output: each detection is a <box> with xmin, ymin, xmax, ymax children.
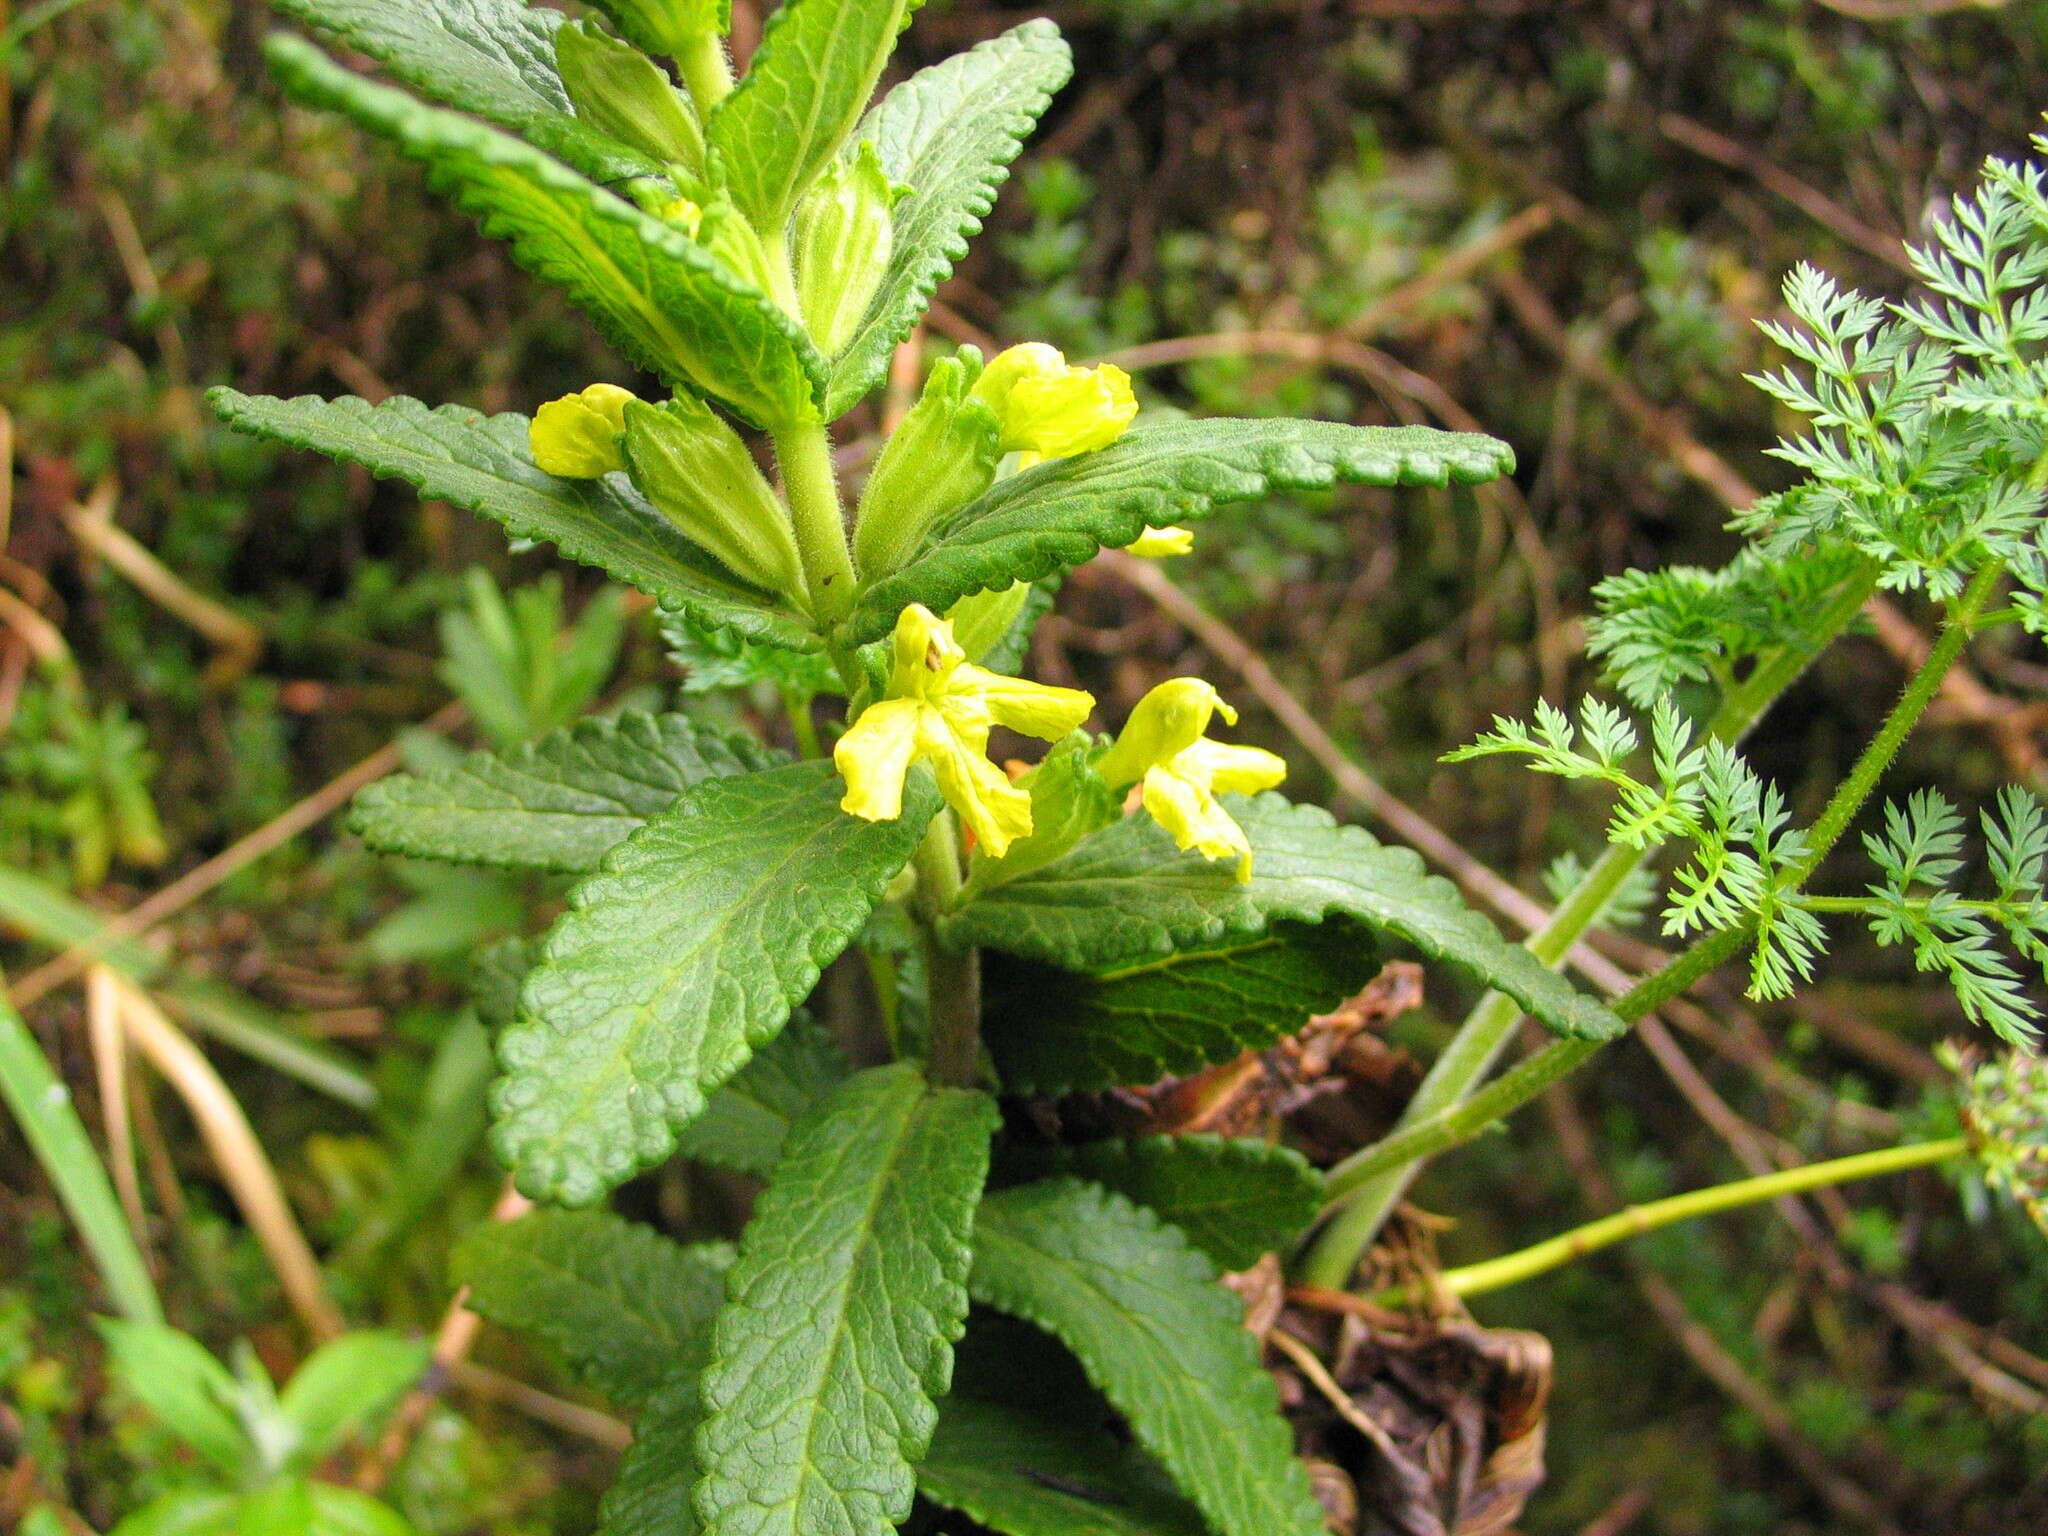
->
<box><xmin>1299</xmin><ymin>566</ymin><xmax>1883</xmax><ymax>1287</ymax></box>
<box><xmin>911</xmin><ymin>811</ymin><xmax>980</xmax><ymax>1089</ymax></box>
<box><xmin>0</xmin><ymin>989</ymin><xmax>162</xmax><ymax>1322</ymax></box>
<box><xmin>1305</xmin><ymin>563</ymin><xmax>1998</xmax><ymax>1283</ymax></box>
<box><xmin>1377</xmin><ymin>1136</ymin><xmax>1967</xmax><ymax>1307</ymax></box>
<box><xmin>675</xmin><ymin>32</ymin><xmax>734</xmax><ymax>117</ymax></box>
<box><xmin>772</xmin><ymin>419</ymin><xmax>860</xmax><ymax>630</ymax></box>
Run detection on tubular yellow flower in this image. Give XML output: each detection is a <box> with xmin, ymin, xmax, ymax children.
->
<box><xmin>1124</xmin><ymin>525</ymin><xmax>1194</xmax><ymax>558</ymax></box>
<box><xmin>836</xmin><ymin>604</ymin><xmax>1095</xmax><ymax>856</ymax></box>
<box><xmin>971</xmin><ymin>343</ymin><xmax>1138</xmax><ymax>461</ymax></box>
<box><xmin>1098</xmin><ymin>678</ymin><xmax>1286</xmax><ymax>881</ymax></box>
<box><xmin>530</xmin><ymin>384</ymin><xmax>635</xmax><ymax>478</ymax></box>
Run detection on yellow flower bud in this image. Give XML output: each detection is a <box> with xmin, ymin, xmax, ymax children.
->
<box><xmin>971</xmin><ymin>343</ymin><xmax>1138</xmax><ymax>460</ymax></box>
<box><xmin>1099</xmin><ymin>677</ymin><xmax>1286</xmax><ymax>881</ymax></box>
<box><xmin>530</xmin><ymin>384</ymin><xmax>635</xmax><ymax>479</ymax></box>
<box><xmin>1124</xmin><ymin>525</ymin><xmax>1194</xmax><ymax>558</ymax></box>
<box><xmin>836</xmin><ymin>604</ymin><xmax>1095</xmax><ymax>856</ymax></box>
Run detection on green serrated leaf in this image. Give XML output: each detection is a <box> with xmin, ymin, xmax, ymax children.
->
<box><xmin>264</xmin><ymin>0</ymin><xmax>658</xmax><ymax>183</ymax></box>
<box><xmin>471</xmin><ymin>937</ymin><xmax>537</xmax><ymax>1028</ymax></box>
<box><xmin>493</xmin><ymin>760</ymin><xmax>938</xmax><ymax>1204</ymax></box>
<box><xmin>661</xmin><ymin>606</ymin><xmax>841</xmax><ymax>696</ymax></box>
<box><xmin>452</xmin><ymin>1209</ymin><xmax>733</xmax><ymax>1409</ymax></box>
<box><xmin>1002</xmin><ymin>1136</ymin><xmax>1322</xmax><ymax>1272</ymax></box>
<box><xmin>852</xmin><ymin>418</ymin><xmax>1516</xmax><ymax>642</ymax></box>
<box><xmin>970</xmin><ymin>1179</ymin><xmax>1324</xmax><ymax>1536</ymax></box>
<box><xmin>824</xmin><ymin>21</ymin><xmax>1072</xmax><ymax>415</ymax></box>
<box><xmin>263</xmin><ymin>35</ymin><xmax>823</xmax><ymax>426</ymax></box>
<box><xmin>694</xmin><ymin>1064</ymin><xmax>998</xmax><ymax>1536</ymax></box>
<box><xmin>672</xmin><ymin>1010</ymin><xmax>851</xmax><ymax>1174</ymax></box>
<box><xmin>351</xmin><ymin>711</ymin><xmax>781</xmax><ymax>871</ymax></box>
<box><xmin>982</xmin><ymin>917</ymin><xmax>1381</xmax><ymax>1093</ymax></box>
<box><xmin>949</xmin><ymin>792</ymin><xmax>1621</xmax><ymax>1042</ymax></box>
<box><xmin>598</xmin><ymin>1367</ymin><xmax>709</xmax><ymax>1536</ymax></box>
<box><xmin>207</xmin><ymin>391</ymin><xmax>814</xmax><ymax>646</ymax></box>
<box><xmin>918</xmin><ymin>1394</ymin><xmax>1209</xmax><ymax>1536</ymax></box>
<box><xmin>705</xmin><ymin>0</ymin><xmax>914</xmax><ymax>236</ymax></box>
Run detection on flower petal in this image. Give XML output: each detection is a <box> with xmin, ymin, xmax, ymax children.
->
<box><xmin>1176</xmin><ymin>738</ymin><xmax>1288</xmax><ymax>796</ymax></box>
<box><xmin>955</xmin><ymin>665</ymin><xmax>1095</xmax><ymax>742</ymax></box>
<box><xmin>1141</xmin><ymin>765</ymin><xmax>1254</xmax><ymax>881</ymax></box>
<box><xmin>918</xmin><ymin>710</ymin><xmax>1035</xmax><ymax>856</ymax></box>
<box><xmin>1124</xmin><ymin>525</ymin><xmax>1194</xmax><ymax>558</ymax></box>
<box><xmin>834</xmin><ymin>699</ymin><xmax>923</xmax><ymax>822</ymax></box>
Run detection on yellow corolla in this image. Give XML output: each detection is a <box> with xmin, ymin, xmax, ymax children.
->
<box><xmin>1124</xmin><ymin>525</ymin><xmax>1194</xmax><ymax>558</ymax></box>
<box><xmin>1098</xmin><ymin>678</ymin><xmax>1287</xmax><ymax>880</ymax></box>
<box><xmin>971</xmin><ymin>343</ymin><xmax>1138</xmax><ymax>462</ymax></box>
<box><xmin>530</xmin><ymin>383</ymin><xmax>634</xmax><ymax>478</ymax></box>
<box><xmin>836</xmin><ymin>604</ymin><xmax>1095</xmax><ymax>857</ymax></box>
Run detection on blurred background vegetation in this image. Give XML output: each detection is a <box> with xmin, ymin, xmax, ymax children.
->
<box><xmin>7</xmin><ymin>0</ymin><xmax>2048</xmax><ymax>1530</ymax></box>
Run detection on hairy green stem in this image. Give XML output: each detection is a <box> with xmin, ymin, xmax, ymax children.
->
<box><xmin>1304</xmin><ymin>563</ymin><xmax>1997</xmax><ymax>1283</ymax></box>
<box><xmin>1298</xmin><ymin>565</ymin><xmax>1883</xmax><ymax>1288</ymax></box>
<box><xmin>0</xmin><ymin>989</ymin><xmax>162</xmax><ymax>1322</ymax></box>
<box><xmin>676</xmin><ymin>33</ymin><xmax>734</xmax><ymax>117</ymax></box>
<box><xmin>913</xmin><ymin>812</ymin><xmax>980</xmax><ymax>1089</ymax></box>
<box><xmin>1378</xmin><ymin>1136</ymin><xmax>1967</xmax><ymax>1307</ymax></box>
<box><xmin>773</xmin><ymin>419</ymin><xmax>859</xmax><ymax>629</ymax></box>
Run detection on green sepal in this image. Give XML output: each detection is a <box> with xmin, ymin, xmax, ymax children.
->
<box><xmin>852</xmin><ymin>417</ymin><xmax>1518</xmax><ymax>643</ymax></box>
<box><xmin>949</xmin><ymin>791</ymin><xmax>1624</xmax><ymax>1042</ymax></box>
<box><xmin>622</xmin><ymin>395</ymin><xmax>806</xmax><ymax>601</ymax></box>
<box><xmin>981</xmin><ymin>918</ymin><xmax>1383</xmax><ymax>1093</ymax></box>
<box><xmin>493</xmin><ymin>760</ymin><xmax>939</xmax><ymax>1205</ymax></box>
<box><xmin>264</xmin><ymin>0</ymin><xmax>661</xmax><ymax>184</ymax></box>
<box><xmin>853</xmin><ymin>349</ymin><xmax>1001</xmax><ymax>579</ymax></box>
<box><xmin>826</xmin><ymin>21</ymin><xmax>1074</xmax><ymax>416</ymax></box>
<box><xmin>554</xmin><ymin>19</ymin><xmax>706</xmax><ymax>172</ymax></box>
<box><xmin>999</xmin><ymin>1135</ymin><xmax>1324</xmax><ymax>1272</ymax></box>
<box><xmin>206</xmin><ymin>390</ymin><xmax>813</xmax><ymax>648</ymax></box>
<box><xmin>965</xmin><ymin>730</ymin><xmax>1118</xmax><ymax>894</ymax></box>
<box><xmin>692</xmin><ymin>1064</ymin><xmax>998</xmax><ymax>1536</ymax></box>
<box><xmin>262</xmin><ymin>35</ymin><xmax>824</xmax><ymax>428</ymax></box>
<box><xmin>794</xmin><ymin>141</ymin><xmax>905</xmax><ymax>357</ymax></box>
<box><xmin>349</xmin><ymin>711</ymin><xmax>782</xmax><ymax>873</ymax></box>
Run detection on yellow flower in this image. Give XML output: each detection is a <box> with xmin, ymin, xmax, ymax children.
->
<box><xmin>1124</xmin><ymin>525</ymin><xmax>1194</xmax><ymax>558</ymax></box>
<box><xmin>530</xmin><ymin>384</ymin><xmax>635</xmax><ymax>478</ymax></box>
<box><xmin>971</xmin><ymin>343</ymin><xmax>1138</xmax><ymax>461</ymax></box>
<box><xmin>836</xmin><ymin>604</ymin><xmax>1095</xmax><ymax>856</ymax></box>
<box><xmin>1098</xmin><ymin>678</ymin><xmax>1286</xmax><ymax>880</ymax></box>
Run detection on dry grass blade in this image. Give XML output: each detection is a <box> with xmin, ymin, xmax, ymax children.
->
<box><xmin>86</xmin><ymin>964</ymin><xmax>147</xmax><ymax>1246</ymax></box>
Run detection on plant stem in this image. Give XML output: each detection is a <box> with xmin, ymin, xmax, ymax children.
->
<box><xmin>913</xmin><ymin>811</ymin><xmax>981</xmax><ymax>1089</ymax></box>
<box><xmin>782</xmin><ymin>686</ymin><xmax>824</xmax><ymax>759</ymax></box>
<box><xmin>1377</xmin><ymin>1137</ymin><xmax>1967</xmax><ymax>1307</ymax></box>
<box><xmin>0</xmin><ymin>987</ymin><xmax>162</xmax><ymax>1322</ymax></box>
<box><xmin>676</xmin><ymin>33</ymin><xmax>734</xmax><ymax>117</ymax></box>
<box><xmin>1304</xmin><ymin>562</ymin><xmax>1996</xmax><ymax>1286</ymax></box>
<box><xmin>772</xmin><ymin>419</ymin><xmax>859</xmax><ymax>630</ymax></box>
<box><xmin>1299</xmin><ymin>564</ymin><xmax>1882</xmax><ymax>1288</ymax></box>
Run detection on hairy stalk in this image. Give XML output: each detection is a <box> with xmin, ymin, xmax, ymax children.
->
<box><xmin>1299</xmin><ymin>566</ymin><xmax>1881</xmax><ymax>1287</ymax></box>
<box><xmin>912</xmin><ymin>811</ymin><xmax>980</xmax><ymax>1088</ymax></box>
<box><xmin>1377</xmin><ymin>1136</ymin><xmax>1967</xmax><ymax>1307</ymax></box>
<box><xmin>1305</xmin><ymin>564</ymin><xmax>1999</xmax><ymax>1282</ymax></box>
<box><xmin>676</xmin><ymin>33</ymin><xmax>734</xmax><ymax>117</ymax></box>
<box><xmin>772</xmin><ymin>418</ymin><xmax>859</xmax><ymax>631</ymax></box>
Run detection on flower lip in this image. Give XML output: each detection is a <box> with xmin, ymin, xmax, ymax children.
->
<box><xmin>1099</xmin><ymin>677</ymin><xmax>1286</xmax><ymax>880</ymax></box>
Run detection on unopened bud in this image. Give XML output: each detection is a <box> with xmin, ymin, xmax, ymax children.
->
<box><xmin>854</xmin><ymin>350</ymin><xmax>1004</xmax><ymax>578</ymax></box>
<box><xmin>695</xmin><ymin>194</ymin><xmax>782</xmax><ymax>301</ymax></box>
<box><xmin>794</xmin><ymin>142</ymin><xmax>905</xmax><ymax>357</ymax></box>
<box><xmin>972</xmin><ymin>343</ymin><xmax>1137</xmax><ymax>460</ymax></box>
<box><xmin>1125</xmin><ymin>525</ymin><xmax>1193</xmax><ymax>558</ymax></box>
<box><xmin>531</xmin><ymin>384</ymin><xmax>635</xmax><ymax>478</ymax></box>
<box><xmin>1097</xmin><ymin>677</ymin><xmax>1231</xmax><ymax>789</ymax></box>
<box><xmin>622</xmin><ymin>395</ymin><xmax>806</xmax><ymax>600</ymax></box>
<box><xmin>555</xmin><ymin>21</ymin><xmax>706</xmax><ymax>172</ymax></box>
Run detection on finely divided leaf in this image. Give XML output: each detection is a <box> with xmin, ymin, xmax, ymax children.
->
<box><xmin>918</xmin><ymin>1394</ymin><xmax>1209</xmax><ymax>1536</ymax></box>
<box><xmin>265</xmin><ymin>0</ymin><xmax>658</xmax><ymax>183</ymax></box>
<box><xmin>494</xmin><ymin>761</ymin><xmax>937</xmax><ymax>1204</ymax></box>
<box><xmin>1003</xmin><ymin>1135</ymin><xmax>1323</xmax><ymax>1272</ymax></box>
<box><xmin>825</xmin><ymin>22</ymin><xmax>1073</xmax><ymax>415</ymax></box>
<box><xmin>981</xmin><ymin>918</ymin><xmax>1380</xmax><ymax>1093</ymax></box>
<box><xmin>694</xmin><ymin>1064</ymin><xmax>998</xmax><ymax>1536</ymax></box>
<box><xmin>949</xmin><ymin>792</ymin><xmax>1621</xmax><ymax>1042</ymax></box>
<box><xmin>970</xmin><ymin>1179</ymin><xmax>1325</xmax><ymax>1536</ymax></box>
<box><xmin>452</xmin><ymin>1209</ymin><xmax>732</xmax><ymax>1408</ymax></box>
<box><xmin>672</xmin><ymin>1010</ymin><xmax>852</xmax><ymax>1175</ymax></box>
<box><xmin>852</xmin><ymin>418</ymin><xmax>1516</xmax><ymax>642</ymax></box>
<box><xmin>351</xmin><ymin>711</ymin><xmax>780</xmax><ymax>871</ymax></box>
<box><xmin>264</xmin><ymin>35</ymin><xmax>823</xmax><ymax>427</ymax></box>
<box><xmin>705</xmin><ymin>0</ymin><xmax>914</xmax><ymax>234</ymax></box>
<box><xmin>207</xmin><ymin>391</ymin><xmax>814</xmax><ymax>647</ymax></box>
